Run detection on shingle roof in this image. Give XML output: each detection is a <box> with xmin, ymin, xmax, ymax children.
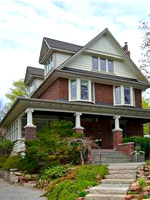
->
<box><xmin>24</xmin><ymin>66</ymin><xmax>44</xmax><ymax>84</ymax></box>
<box><xmin>44</xmin><ymin>37</ymin><xmax>83</xmax><ymax>52</ymax></box>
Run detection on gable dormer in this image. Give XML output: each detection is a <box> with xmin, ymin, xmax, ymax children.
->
<box><xmin>39</xmin><ymin>37</ymin><xmax>82</xmax><ymax>77</ymax></box>
<box><xmin>24</xmin><ymin>66</ymin><xmax>44</xmax><ymax>95</ymax></box>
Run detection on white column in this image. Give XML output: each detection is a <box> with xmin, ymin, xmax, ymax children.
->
<box><xmin>24</xmin><ymin>109</ymin><xmax>36</xmax><ymax>128</ymax></box>
<box><xmin>73</xmin><ymin>112</ymin><xmax>84</xmax><ymax>129</ymax></box>
<box><xmin>113</xmin><ymin>115</ymin><xmax>122</xmax><ymax>131</ymax></box>
<box><xmin>18</xmin><ymin>118</ymin><xmax>22</xmax><ymax>139</ymax></box>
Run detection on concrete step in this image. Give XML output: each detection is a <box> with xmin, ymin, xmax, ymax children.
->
<box><xmin>85</xmin><ymin>194</ymin><xmax>126</xmax><ymax>200</ymax></box>
<box><xmin>109</xmin><ymin>169</ymin><xmax>136</xmax><ymax>174</ymax></box>
<box><xmin>101</xmin><ymin>178</ymin><xmax>135</xmax><ymax>184</ymax></box>
<box><xmin>93</xmin><ymin>160</ymin><xmax>131</xmax><ymax>164</ymax></box>
<box><xmin>106</xmin><ymin>173</ymin><xmax>136</xmax><ymax>179</ymax></box>
<box><xmin>89</xmin><ymin>184</ymin><xmax>129</xmax><ymax>195</ymax></box>
<box><xmin>108</xmin><ymin>165</ymin><xmax>138</xmax><ymax>170</ymax></box>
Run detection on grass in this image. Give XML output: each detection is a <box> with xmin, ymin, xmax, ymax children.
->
<box><xmin>43</xmin><ymin>165</ymin><xmax>108</xmax><ymax>200</ymax></box>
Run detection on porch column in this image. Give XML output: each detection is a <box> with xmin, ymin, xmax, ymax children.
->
<box><xmin>73</xmin><ymin>112</ymin><xmax>84</xmax><ymax>134</ymax></box>
<box><xmin>112</xmin><ymin>115</ymin><xmax>123</xmax><ymax>150</ymax></box>
<box><xmin>24</xmin><ymin>109</ymin><xmax>36</xmax><ymax>140</ymax></box>
<box><xmin>17</xmin><ymin>117</ymin><xmax>22</xmax><ymax>140</ymax></box>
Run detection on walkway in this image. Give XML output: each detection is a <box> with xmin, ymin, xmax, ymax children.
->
<box><xmin>0</xmin><ymin>178</ymin><xmax>47</xmax><ymax>200</ymax></box>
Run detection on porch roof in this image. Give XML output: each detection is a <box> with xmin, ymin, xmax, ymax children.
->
<box><xmin>1</xmin><ymin>97</ymin><xmax>150</xmax><ymax>127</ymax></box>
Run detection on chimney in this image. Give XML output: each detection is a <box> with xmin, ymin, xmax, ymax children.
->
<box><xmin>123</xmin><ymin>42</ymin><xmax>130</xmax><ymax>57</ymax></box>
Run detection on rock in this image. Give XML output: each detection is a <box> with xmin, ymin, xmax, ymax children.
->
<box><xmin>143</xmin><ymin>186</ymin><xmax>150</xmax><ymax>192</ymax></box>
<box><xmin>125</xmin><ymin>195</ymin><xmax>139</xmax><ymax>200</ymax></box>
<box><xmin>130</xmin><ymin>184</ymin><xmax>140</xmax><ymax>192</ymax></box>
<box><xmin>14</xmin><ymin>172</ymin><xmax>22</xmax><ymax>176</ymax></box>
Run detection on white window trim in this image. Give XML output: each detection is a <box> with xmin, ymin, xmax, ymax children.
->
<box><xmin>69</xmin><ymin>79</ymin><xmax>94</xmax><ymax>103</ymax></box>
<box><xmin>113</xmin><ymin>85</ymin><xmax>135</xmax><ymax>107</ymax></box>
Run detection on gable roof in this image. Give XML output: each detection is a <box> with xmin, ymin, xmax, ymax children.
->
<box><xmin>24</xmin><ymin>66</ymin><xmax>44</xmax><ymax>85</ymax></box>
<box><xmin>44</xmin><ymin>37</ymin><xmax>83</xmax><ymax>52</ymax></box>
<box><xmin>57</xmin><ymin>28</ymin><xmax>148</xmax><ymax>83</ymax></box>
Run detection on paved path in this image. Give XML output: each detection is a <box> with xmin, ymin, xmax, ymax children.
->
<box><xmin>0</xmin><ymin>178</ymin><xmax>47</xmax><ymax>200</ymax></box>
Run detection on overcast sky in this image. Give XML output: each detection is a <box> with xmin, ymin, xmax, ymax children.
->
<box><xmin>0</xmin><ymin>0</ymin><xmax>150</xmax><ymax>103</ymax></box>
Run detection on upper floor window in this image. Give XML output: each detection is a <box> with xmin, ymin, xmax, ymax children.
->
<box><xmin>92</xmin><ymin>57</ymin><xmax>114</xmax><ymax>73</ymax></box>
<box><xmin>29</xmin><ymin>80</ymin><xmax>35</xmax><ymax>94</ymax></box>
<box><xmin>45</xmin><ymin>55</ymin><xmax>53</xmax><ymax>75</ymax></box>
<box><xmin>69</xmin><ymin>79</ymin><xmax>94</xmax><ymax>102</ymax></box>
<box><xmin>114</xmin><ymin>85</ymin><xmax>134</xmax><ymax>106</ymax></box>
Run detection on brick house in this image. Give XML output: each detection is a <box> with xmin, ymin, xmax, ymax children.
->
<box><xmin>1</xmin><ymin>28</ymin><xmax>150</xmax><ymax>154</ymax></box>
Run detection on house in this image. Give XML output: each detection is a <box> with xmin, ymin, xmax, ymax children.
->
<box><xmin>1</xmin><ymin>28</ymin><xmax>150</xmax><ymax>154</ymax></box>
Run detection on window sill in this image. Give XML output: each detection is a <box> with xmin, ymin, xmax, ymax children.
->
<box><xmin>91</xmin><ymin>69</ymin><xmax>115</xmax><ymax>75</ymax></box>
<box><xmin>69</xmin><ymin>99</ymin><xmax>95</xmax><ymax>104</ymax></box>
<box><xmin>114</xmin><ymin>104</ymin><xmax>135</xmax><ymax>107</ymax></box>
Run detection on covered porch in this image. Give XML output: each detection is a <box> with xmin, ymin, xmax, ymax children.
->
<box><xmin>1</xmin><ymin>97</ymin><xmax>150</xmax><ymax>154</ymax></box>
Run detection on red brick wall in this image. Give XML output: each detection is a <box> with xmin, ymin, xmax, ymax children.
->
<box><xmin>126</xmin><ymin>121</ymin><xmax>143</xmax><ymax>137</ymax></box>
<box><xmin>39</xmin><ymin>78</ymin><xmax>68</xmax><ymax>100</ymax></box>
<box><xmin>95</xmin><ymin>83</ymin><xmax>113</xmax><ymax>105</ymax></box>
<box><xmin>135</xmin><ymin>89</ymin><xmax>142</xmax><ymax>108</ymax></box>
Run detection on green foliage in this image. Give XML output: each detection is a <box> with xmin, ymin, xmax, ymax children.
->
<box><xmin>123</xmin><ymin>136</ymin><xmax>150</xmax><ymax>158</ymax></box>
<box><xmin>18</xmin><ymin>120</ymin><xmax>88</xmax><ymax>173</ymax></box>
<box><xmin>0</xmin><ymin>139</ymin><xmax>13</xmax><ymax>151</ymax></box>
<box><xmin>46</xmin><ymin>165</ymin><xmax>108</xmax><ymax>200</ymax></box>
<box><xmin>5</xmin><ymin>78</ymin><xmax>29</xmax><ymax>107</ymax></box>
<box><xmin>2</xmin><ymin>155</ymin><xmax>21</xmax><ymax>170</ymax></box>
<box><xmin>40</xmin><ymin>165</ymin><xmax>68</xmax><ymax>181</ymax></box>
<box><xmin>138</xmin><ymin>178</ymin><xmax>147</xmax><ymax>188</ymax></box>
<box><xmin>0</xmin><ymin>155</ymin><xmax>9</xmax><ymax>168</ymax></box>
<box><xmin>143</xmin><ymin>195</ymin><xmax>150</xmax><ymax>199</ymax></box>
<box><xmin>142</xmin><ymin>98</ymin><xmax>150</xmax><ymax>135</ymax></box>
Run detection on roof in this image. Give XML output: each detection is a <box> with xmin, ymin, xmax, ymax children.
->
<box><xmin>44</xmin><ymin>37</ymin><xmax>83</xmax><ymax>52</ymax></box>
<box><xmin>1</xmin><ymin>97</ymin><xmax>150</xmax><ymax>127</ymax></box>
<box><xmin>24</xmin><ymin>66</ymin><xmax>44</xmax><ymax>85</ymax></box>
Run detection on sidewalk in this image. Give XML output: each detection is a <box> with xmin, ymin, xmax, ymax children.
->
<box><xmin>0</xmin><ymin>178</ymin><xmax>47</xmax><ymax>200</ymax></box>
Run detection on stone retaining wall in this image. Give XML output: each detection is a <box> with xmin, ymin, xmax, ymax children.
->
<box><xmin>0</xmin><ymin>169</ymin><xmax>18</xmax><ymax>184</ymax></box>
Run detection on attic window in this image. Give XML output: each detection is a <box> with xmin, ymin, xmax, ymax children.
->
<box><xmin>92</xmin><ymin>57</ymin><xmax>98</xmax><ymax>70</ymax></box>
<box><xmin>45</xmin><ymin>54</ymin><xmax>53</xmax><ymax>75</ymax></box>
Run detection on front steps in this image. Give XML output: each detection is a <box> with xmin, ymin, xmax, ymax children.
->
<box><xmin>85</xmin><ymin>163</ymin><xmax>145</xmax><ymax>200</ymax></box>
<box><xmin>92</xmin><ymin>149</ymin><xmax>131</xmax><ymax>164</ymax></box>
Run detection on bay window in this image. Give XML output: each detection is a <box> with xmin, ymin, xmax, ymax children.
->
<box><xmin>69</xmin><ymin>79</ymin><xmax>93</xmax><ymax>102</ymax></box>
<box><xmin>114</xmin><ymin>85</ymin><xmax>134</xmax><ymax>106</ymax></box>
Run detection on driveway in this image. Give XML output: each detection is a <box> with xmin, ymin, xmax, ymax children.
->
<box><xmin>0</xmin><ymin>178</ymin><xmax>47</xmax><ymax>200</ymax></box>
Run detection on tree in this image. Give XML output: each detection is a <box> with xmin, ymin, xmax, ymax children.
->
<box><xmin>5</xmin><ymin>79</ymin><xmax>29</xmax><ymax>107</ymax></box>
<box><xmin>139</xmin><ymin>21</ymin><xmax>150</xmax><ymax>81</ymax></box>
<box><xmin>142</xmin><ymin>97</ymin><xmax>150</xmax><ymax>135</ymax></box>
<box><xmin>0</xmin><ymin>100</ymin><xmax>9</xmax><ymax>122</ymax></box>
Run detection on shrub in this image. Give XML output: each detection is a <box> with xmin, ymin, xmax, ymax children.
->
<box><xmin>138</xmin><ymin>178</ymin><xmax>147</xmax><ymax>188</ymax></box>
<box><xmin>123</xmin><ymin>136</ymin><xmax>150</xmax><ymax>158</ymax></box>
<box><xmin>46</xmin><ymin>165</ymin><xmax>108</xmax><ymax>200</ymax></box>
<box><xmin>0</xmin><ymin>155</ymin><xmax>8</xmax><ymax>168</ymax></box>
<box><xmin>2</xmin><ymin>155</ymin><xmax>21</xmax><ymax>170</ymax></box>
<box><xmin>0</xmin><ymin>139</ymin><xmax>13</xmax><ymax>155</ymax></box>
<box><xmin>40</xmin><ymin>165</ymin><xmax>68</xmax><ymax>181</ymax></box>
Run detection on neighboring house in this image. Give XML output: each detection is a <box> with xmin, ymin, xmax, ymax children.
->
<box><xmin>1</xmin><ymin>28</ymin><xmax>150</xmax><ymax>153</ymax></box>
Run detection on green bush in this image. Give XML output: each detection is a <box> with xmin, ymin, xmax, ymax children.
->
<box><xmin>138</xmin><ymin>178</ymin><xmax>147</xmax><ymax>188</ymax></box>
<box><xmin>40</xmin><ymin>165</ymin><xmax>68</xmax><ymax>181</ymax></box>
<box><xmin>2</xmin><ymin>155</ymin><xmax>21</xmax><ymax>170</ymax></box>
<box><xmin>0</xmin><ymin>155</ymin><xmax>9</xmax><ymax>168</ymax></box>
<box><xmin>46</xmin><ymin>165</ymin><xmax>108</xmax><ymax>200</ymax></box>
<box><xmin>20</xmin><ymin>120</ymin><xmax>88</xmax><ymax>173</ymax></box>
<box><xmin>123</xmin><ymin>136</ymin><xmax>150</xmax><ymax>158</ymax></box>
<box><xmin>0</xmin><ymin>139</ymin><xmax>13</xmax><ymax>155</ymax></box>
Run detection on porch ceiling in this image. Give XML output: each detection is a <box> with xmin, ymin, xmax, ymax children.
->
<box><xmin>1</xmin><ymin>97</ymin><xmax>150</xmax><ymax>127</ymax></box>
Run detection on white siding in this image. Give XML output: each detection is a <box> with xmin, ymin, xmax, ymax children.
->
<box><xmin>55</xmin><ymin>52</ymin><xmax>71</xmax><ymax>68</ymax></box>
<box><xmin>35</xmin><ymin>79</ymin><xmax>43</xmax><ymax>90</ymax></box>
<box><xmin>89</xmin><ymin>34</ymin><xmax>122</xmax><ymax>56</ymax></box>
<box><xmin>67</xmin><ymin>53</ymin><xmax>137</xmax><ymax>79</ymax></box>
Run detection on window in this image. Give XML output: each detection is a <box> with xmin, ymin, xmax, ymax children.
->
<box><xmin>69</xmin><ymin>79</ymin><xmax>93</xmax><ymax>102</ymax></box>
<box><xmin>124</xmin><ymin>86</ymin><xmax>131</xmax><ymax>105</ymax></box>
<box><xmin>92</xmin><ymin>57</ymin><xmax>114</xmax><ymax>73</ymax></box>
<box><xmin>108</xmin><ymin>60</ymin><xmax>114</xmax><ymax>73</ymax></box>
<box><xmin>30</xmin><ymin>80</ymin><xmax>35</xmax><ymax>93</ymax></box>
<box><xmin>81</xmin><ymin>80</ymin><xmax>89</xmax><ymax>100</ymax></box>
<box><xmin>115</xmin><ymin>86</ymin><xmax>121</xmax><ymax>104</ymax></box>
<box><xmin>71</xmin><ymin>80</ymin><xmax>77</xmax><ymax>100</ymax></box>
<box><xmin>114</xmin><ymin>85</ymin><xmax>133</xmax><ymax>106</ymax></box>
<box><xmin>100</xmin><ymin>58</ymin><xmax>106</xmax><ymax>71</ymax></box>
<box><xmin>45</xmin><ymin>55</ymin><xmax>54</xmax><ymax>75</ymax></box>
<box><xmin>92</xmin><ymin>57</ymin><xmax>98</xmax><ymax>70</ymax></box>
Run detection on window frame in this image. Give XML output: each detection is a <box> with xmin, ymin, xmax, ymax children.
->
<box><xmin>69</xmin><ymin>79</ymin><xmax>93</xmax><ymax>102</ymax></box>
<box><xmin>113</xmin><ymin>85</ymin><xmax>134</xmax><ymax>106</ymax></box>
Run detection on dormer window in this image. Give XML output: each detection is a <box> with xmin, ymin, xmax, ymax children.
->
<box><xmin>45</xmin><ymin>55</ymin><xmax>53</xmax><ymax>75</ymax></box>
<box><xmin>92</xmin><ymin>57</ymin><xmax>114</xmax><ymax>73</ymax></box>
<box><xmin>29</xmin><ymin>80</ymin><xmax>35</xmax><ymax>94</ymax></box>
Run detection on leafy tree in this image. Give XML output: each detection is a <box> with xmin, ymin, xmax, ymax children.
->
<box><xmin>142</xmin><ymin>97</ymin><xmax>150</xmax><ymax>135</ymax></box>
<box><xmin>139</xmin><ymin>21</ymin><xmax>150</xmax><ymax>81</ymax></box>
<box><xmin>0</xmin><ymin>100</ymin><xmax>9</xmax><ymax>121</ymax></box>
<box><xmin>5</xmin><ymin>79</ymin><xmax>29</xmax><ymax>107</ymax></box>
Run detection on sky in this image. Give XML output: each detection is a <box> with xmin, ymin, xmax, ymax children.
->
<box><xmin>0</xmin><ymin>0</ymin><xmax>150</xmax><ymax>103</ymax></box>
